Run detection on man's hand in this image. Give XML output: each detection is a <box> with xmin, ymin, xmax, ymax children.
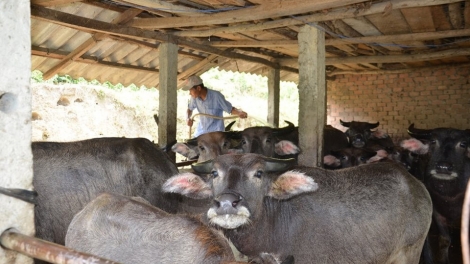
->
<box><xmin>238</xmin><ymin>110</ymin><xmax>248</xmax><ymax>119</ymax></box>
<box><xmin>186</xmin><ymin>118</ymin><xmax>193</xmax><ymax>126</ymax></box>
<box><xmin>232</xmin><ymin>107</ymin><xmax>248</xmax><ymax>119</ymax></box>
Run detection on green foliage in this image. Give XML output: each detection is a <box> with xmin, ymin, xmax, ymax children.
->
<box><xmin>31</xmin><ymin>68</ymin><xmax>299</xmax><ymax>126</ymax></box>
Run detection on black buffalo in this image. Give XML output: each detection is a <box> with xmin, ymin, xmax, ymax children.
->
<box><xmin>32</xmin><ymin>137</ymin><xmax>197</xmax><ymax>247</ymax></box>
<box><xmin>163</xmin><ymin>153</ymin><xmax>432</xmax><ymax>263</ymax></box>
<box><xmin>323</xmin><ymin>147</ymin><xmax>385</xmax><ymax>169</ymax></box>
<box><xmin>405</xmin><ymin>124</ymin><xmax>470</xmax><ymax>264</ymax></box>
<box><xmin>340</xmin><ymin>120</ymin><xmax>395</xmax><ymax>153</ymax></box>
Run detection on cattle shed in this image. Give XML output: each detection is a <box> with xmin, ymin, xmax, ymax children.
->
<box><xmin>28</xmin><ymin>0</ymin><xmax>470</xmax><ymax>166</ymax></box>
<box><xmin>1</xmin><ymin>1</ymin><xmax>470</xmax><ymax>261</ymax></box>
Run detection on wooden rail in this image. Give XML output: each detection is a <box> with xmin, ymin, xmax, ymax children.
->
<box><xmin>0</xmin><ymin>228</ymin><xmax>120</xmax><ymax>264</ymax></box>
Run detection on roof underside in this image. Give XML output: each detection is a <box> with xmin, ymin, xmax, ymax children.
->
<box><xmin>31</xmin><ymin>0</ymin><xmax>470</xmax><ymax>88</ymax></box>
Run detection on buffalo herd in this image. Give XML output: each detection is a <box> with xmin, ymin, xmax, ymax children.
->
<box><xmin>5</xmin><ymin>120</ymin><xmax>467</xmax><ymax>264</ymax></box>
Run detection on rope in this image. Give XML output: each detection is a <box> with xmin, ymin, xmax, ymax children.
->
<box><xmin>188</xmin><ymin>113</ymin><xmax>239</xmax><ymax>138</ymax></box>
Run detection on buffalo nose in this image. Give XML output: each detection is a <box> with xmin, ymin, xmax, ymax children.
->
<box><xmin>214</xmin><ymin>193</ymin><xmax>242</xmax><ymax>210</ymax></box>
<box><xmin>436</xmin><ymin>162</ymin><xmax>453</xmax><ymax>174</ymax></box>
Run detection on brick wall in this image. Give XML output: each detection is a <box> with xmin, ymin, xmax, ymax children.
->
<box><xmin>326</xmin><ymin>66</ymin><xmax>470</xmax><ymax>141</ymax></box>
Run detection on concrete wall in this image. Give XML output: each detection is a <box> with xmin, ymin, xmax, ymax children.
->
<box><xmin>326</xmin><ymin>66</ymin><xmax>470</xmax><ymax>140</ymax></box>
<box><xmin>0</xmin><ymin>1</ymin><xmax>33</xmax><ymax>263</ymax></box>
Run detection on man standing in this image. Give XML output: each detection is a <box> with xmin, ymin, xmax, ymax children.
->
<box><xmin>183</xmin><ymin>75</ymin><xmax>248</xmax><ymax>137</ymax></box>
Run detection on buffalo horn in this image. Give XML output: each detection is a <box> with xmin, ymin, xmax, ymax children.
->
<box><xmin>272</xmin><ymin>120</ymin><xmax>295</xmax><ymax>136</ymax></box>
<box><xmin>191</xmin><ymin>159</ymin><xmax>214</xmax><ymax>174</ymax></box>
<box><xmin>367</xmin><ymin>121</ymin><xmax>380</xmax><ymax>130</ymax></box>
<box><xmin>264</xmin><ymin>157</ymin><xmax>296</xmax><ymax>172</ymax></box>
<box><xmin>339</xmin><ymin>119</ymin><xmax>350</xmax><ymax>127</ymax></box>
<box><xmin>225</xmin><ymin>121</ymin><xmax>236</xmax><ymax>131</ymax></box>
<box><xmin>407</xmin><ymin>123</ymin><xmax>432</xmax><ymax>139</ymax></box>
<box><xmin>185</xmin><ymin>137</ymin><xmax>198</xmax><ymax>146</ymax></box>
<box><xmin>0</xmin><ymin>187</ymin><xmax>37</xmax><ymax>204</ymax></box>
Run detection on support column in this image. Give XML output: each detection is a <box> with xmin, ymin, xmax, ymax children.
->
<box><xmin>158</xmin><ymin>42</ymin><xmax>178</xmax><ymax>161</ymax></box>
<box><xmin>0</xmin><ymin>1</ymin><xmax>34</xmax><ymax>263</ymax></box>
<box><xmin>267</xmin><ymin>67</ymin><xmax>280</xmax><ymax>127</ymax></box>
<box><xmin>297</xmin><ymin>24</ymin><xmax>326</xmax><ymax>167</ymax></box>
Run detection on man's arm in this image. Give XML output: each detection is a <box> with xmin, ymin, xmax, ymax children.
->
<box><xmin>231</xmin><ymin>107</ymin><xmax>248</xmax><ymax>118</ymax></box>
<box><xmin>186</xmin><ymin>109</ymin><xmax>193</xmax><ymax>126</ymax></box>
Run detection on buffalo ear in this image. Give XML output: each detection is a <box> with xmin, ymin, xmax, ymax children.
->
<box><xmin>162</xmin><ymin>173</ymin><xmax>212</xmax><ymax>199</ymax></box>
<box><xmin>268</xmin><ymin>171</ymin><xmax>318</xmax><ymax>200</ymax></box>
<box><xmin>172</xmin><ymin>143</ymin><xmax>198</xmax><ymax>159</ymax></box>
<box><xmin>264</xmin><ymin>157</ymin><xmax>296</xmax><ymax>172</ymax></box>
<box><xmin>191</xmin><ymin>159</ymin><xmax>214</xmax><ymax>174</ymax></box>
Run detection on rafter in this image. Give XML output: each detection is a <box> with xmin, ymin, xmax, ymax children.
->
<box><xmin>129</xmin><ymin>0</ymin><xmax>370</xmax><ymax>29</ymax></box>
<box><xmin>31</xmin><ymin>5</ymin><xmax>281</xmax><ymax>69</ymax></box>
<box><xmin>205</xmin><ymin>28</ymin><xmax>470</xmax><ymax>48</ymax></box>
<box><xmin>171</xmin><ymin>0</ymin><xmax>465</xmax><ymax>37</ymax></box>
<box><xmin>42</xmin><ymin>8</ymin><xmax>143</xmax><ymax>80</ymax></box>
<box><xmin>277</xmin><ymin>48</ymin><xmax>470</xmax><ymax>65</ymax></box>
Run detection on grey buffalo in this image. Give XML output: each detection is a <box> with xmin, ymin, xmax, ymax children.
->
<box><xmin>32</xmin><ymin>137</ymin><xmax>197</xmax><ymax>248</ymax></box>
<box><xmin>65</xmin><ymin>192</ymin><xmax>293</xmax><ymax>264</ymax></box>
<box><xmin>405</xmin><ymin>124</ymin><xmax>470</xmax><ymax>264</ymax></box>
<box><xmin>163</xmin><ymin>153</ymin><xmax>432</xmax><ymax>264</ymax></box>
<box><xmin>172</xmin><ymin>131</ymin><xmax>242</xmax><ymax>162</ymax></box>
<box><xmin>240</xmin><ymin>121</ymin><xmax>348</xmax><ymax>159</ymax></box>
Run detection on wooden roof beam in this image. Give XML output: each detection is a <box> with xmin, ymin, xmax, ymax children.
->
<box><xmin>172</xmin><ymin>0</ymin><xmax>466</xmax><ymax>37</ymax></box>
<box><xmin>129</xmin><ymin>0</ymin><xmax>370</xmax><ymax>29</ymax></box>
<box><xmin>31</xmin><ymin>0</ymin><xmax>82</xmax><ymax>7</ymax></box>
<box><xmin>32</xmin><ymin>46</ymin><xmax>159</xmax><ymax>74</ymax></box>
<box><xmin>277</xmin><ymin>47</ymin><xmax>470</xmax><ymax>65</ymax></box>
<box><xmin>205</xmin><ymin>28</ymin><xmax>470</xmax><ymax>47</ymax></box>
<box><xmin>31</xmin><ymin>5</ymin><xmax>280</xmax><ymax>69</ymax></box>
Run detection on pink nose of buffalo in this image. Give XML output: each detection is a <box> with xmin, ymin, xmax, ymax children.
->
<box><xmin>214</xmin><ymin>192</ymin><xmax>242</xmax><ymax>214</ymax></box>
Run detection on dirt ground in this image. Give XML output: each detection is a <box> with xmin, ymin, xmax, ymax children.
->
<box><xmin>31</xmin><ymin>83</ymin><xmax>160</xmax><ymax>143</ymax></box>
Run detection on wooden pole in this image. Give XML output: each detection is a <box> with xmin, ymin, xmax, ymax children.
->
<box><xmin>0</xmin><ymin>229</ymin><xmax>120</xmax><ymax>264</ymax></box>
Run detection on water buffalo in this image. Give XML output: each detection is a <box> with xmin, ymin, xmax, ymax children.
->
<box><xmin>163</xmin><ymin>153</ymin><xmax>432</xmax><ymax>264</ymax></box>
<box><xmin>340</xmin><ymin>119</ymin><xmax>395</xmax><ymax>152</ymax></box>
<box><xmin>32</xmin><ymin>137</ymin><xmax>197</xmax><ymax>248</ymax></box>
<box><xmin>172</xmin><ymin>130</ymin><xmax>243</xmax><ymax>162</ymax></box>
<box><xmin>405</xmin><ymin>124</ymin><xmax>470</xmax><ymax>264</ymax></box>
<box><xmin>240</xmin><ymin>121</ymin><xmax>348</xmax><ymax>159</ymax></box>
<box><xmin>239</xmin><ymin>121</ymin><xmax>300</xmax><ymax>159</ymax></box>
<box><xmin>323</xmin><ymin>147</ymin><xmax>385</xmax><ymax>169</ymax></box>
<box><xmin>65</xmin><ymin>192</ymin><xmax>293</xmax><ymax>264</ymax></box>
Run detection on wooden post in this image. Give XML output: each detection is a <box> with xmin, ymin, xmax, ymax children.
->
<box><xmin>297</xmin><ymin>24</ymin><xmax>326</xmax><ymax>167</ymax></box>
<box><xmin>158</xmin><ymin>42</ymin><xmax>178</xmax><ymax>162</ymax></box>
<box><xmin>267</xmin><ymin>67</ymin><xmax>280</xmax><ymax>127</ymax></box>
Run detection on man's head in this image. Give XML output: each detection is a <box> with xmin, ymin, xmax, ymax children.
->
<box><xmin>183</xmin><ymin>75</ymin><xmax>207</xmax><ymax>98</ymax></box>
<box><xmin>182</xmin><ymin>75</ymin><xmax>203</xmax><ymax>91</ymax></box>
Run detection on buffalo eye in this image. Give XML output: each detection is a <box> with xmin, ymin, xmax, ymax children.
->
<box><xmin>223</xmin><ymin>141</ymin><xmax>229</xmax><ymax>148</ymax></box>
<box><xmin>211</xmin><ymin>171</ymin><xmax>219</xmax><ymax>178</ymax></box>
<box><xmin>430</xmin><ymin>139</ymin><xmax>437</xmax><ymax>145</ymax></box>
<box><xmin>341</xmin><ymin>155</ymin><xmax>347</xmax><ymax>160</ymax></box>
<box><xmin>199</xmin><ymin>146</ymin><xmax>205</xmax><ymax>151</ymax></box>
<box><xmin>241</xmin><ymin>139</ymin><xmax>247</xmax><ymax>145</ymax></box>
<box><xmin>254</xmin><ymin>170</ymin><xmax>263</xmax><ymax>178</ymax></box>
<box><xmin>360</xmin><ymin>156</ymin><xmax>367</xmax><ymax>162</ymax></box>
<box><xmin>265</xmin><ymin>137</ymin><xmax>272</xmax><ymax>144</ymax></box>
<box><xmin>460</xmin><ymin>141</ymin><xmax>468</xmax><ymax>148</ymax></box>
